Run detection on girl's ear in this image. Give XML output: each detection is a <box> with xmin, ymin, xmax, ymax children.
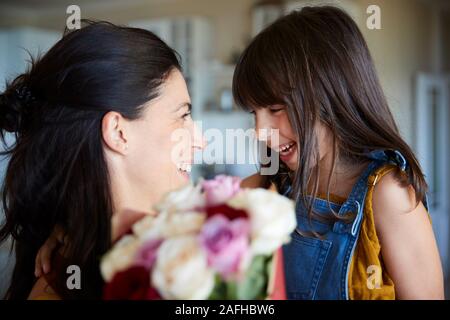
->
<box><xmin>101</xmin><ymin>111</ymin><xmax>129</xmax><ymax>155</ymax></box>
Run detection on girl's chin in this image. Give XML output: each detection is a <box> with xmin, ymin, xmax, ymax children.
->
<box><xmin>284</xmin><ymin>161</ymin><xmax>298</xmax><ymax>171</ymax></box>
<box><xmin>279</xmin><ymin>146</ymin><xmax>298</xmax><ymax>171</ymax></box>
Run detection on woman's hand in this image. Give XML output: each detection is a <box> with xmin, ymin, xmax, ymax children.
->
<box><xmin>34</xmin><ymin>225</ymin><xmax>67</xmax><ymax>278</ymax></box>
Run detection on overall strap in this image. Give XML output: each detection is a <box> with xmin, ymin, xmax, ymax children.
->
<box><xmin>333</xmin><ymin>160</ymin><xmax>385</xmax><ymax>235</ymax></box>
<box><xmin>366</xmin><ymin>149</ymin><xmax>408</xmax><ymax>171</ymax></box>
<box><xmin>366</xmin><ymin>149</ymin><xmax>429</xmax><ymax>211</ymax></box>
<box><xmin>333</xmin><ymin>148</ymin><xmax>426</xmax><ymax>234</ymax></box>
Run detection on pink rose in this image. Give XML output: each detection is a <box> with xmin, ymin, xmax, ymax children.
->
<box><xmin>134</xmin><ymin>238</ymin><xmax>163</xmax><ymax>270</ymax></box>
<box><xmin>202</xmin><ymin>175</ymin><xmax>241</xmax><ymax>206</ymax></box>
<box><xmin>199</xmin><ymin>214</ymin><xmax>250</xmax><ymax>280</ymax></box>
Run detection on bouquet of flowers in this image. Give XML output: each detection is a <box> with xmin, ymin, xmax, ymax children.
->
<box><xmin>100</xmin><ymin>175</ymin><xmax>296</xmax><ymax>300</ymax></box>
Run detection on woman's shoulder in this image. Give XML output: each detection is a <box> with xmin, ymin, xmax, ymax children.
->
<box><xmin>28</xmin><ymin>276</ymin><xmax>61</xmax><ymax>300</ymax></box>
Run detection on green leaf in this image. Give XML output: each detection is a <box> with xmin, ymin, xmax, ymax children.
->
<box><xmin>208</xmin><ymin>255</ymin><xmax>273</xmax><ymax>300</ymax></box>
<box><xmin>235</xmin><ymin>255</ymin><xmax>271</xmax><ymax>299</ymax></box>
<box><xmin>208</xmin><ymin>275</ymin><xmax>227</xmax><ymax>300</ymax></box>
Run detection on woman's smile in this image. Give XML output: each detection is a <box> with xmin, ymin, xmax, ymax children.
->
<box><xmin>176</xmin><ymin>162</ymin><xmax>192</xmax><ymax>181</ymax></box>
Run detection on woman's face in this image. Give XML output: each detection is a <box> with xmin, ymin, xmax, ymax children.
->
<box><xmin>126</xmin><ymin>69</ymin><xmax>204</xmax><ymax>199</ymax></box>
<box><xmin>252</xmin><ymin>105</ymin><xmax>331</xmax><ymax>172</ymax></box>
<box><xmin>105</xmin><ymin>69</ymin><xmax>204</xmax><ymax>236</ymax></box>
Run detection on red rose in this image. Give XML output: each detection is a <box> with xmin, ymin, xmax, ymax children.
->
<box><xmin>103</xmin><ymin>266</ymin><xmax>161</xmax><ymax>300</ymax></box>
<box><xmin>206</xmin><ymin>204</ymin><xmax>248</xmax><ymax>220</ymax></box>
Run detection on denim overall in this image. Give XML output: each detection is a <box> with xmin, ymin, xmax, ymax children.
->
<box><xmin>282</xmin><ymin>149</ymin><xmax>427</xmax><ymax>300</ymax></box>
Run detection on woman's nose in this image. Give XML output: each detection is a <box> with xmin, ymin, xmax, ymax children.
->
<box><xmin>192</xmin><ymin>121</ymin><xmax>207</xmax><ymax>150</ymax></box>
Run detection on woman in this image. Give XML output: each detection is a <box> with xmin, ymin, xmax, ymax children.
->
<box><xmin>0</xmin><ymin>21</ymin><xmax>204</xmax><ymax>299</ymax></box>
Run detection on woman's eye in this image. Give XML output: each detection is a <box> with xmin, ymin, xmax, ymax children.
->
<box><xmin>182</xmin><ymin>110</ymin><xmax>192</xmax><ymax>120</ymax></box>
<box><xmin>249</xmin><ymin>110</ymin><xmax>256</xmax><ymax>115</ymax></box>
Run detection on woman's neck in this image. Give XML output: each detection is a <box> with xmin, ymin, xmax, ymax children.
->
<box><xmin>109</xmin><ymin>173</ymin><xmax>157</xmax><ymax>241</ymax></box>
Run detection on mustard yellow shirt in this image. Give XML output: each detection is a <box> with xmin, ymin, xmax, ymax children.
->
<box><xmin>319</xmin><ymin>165</ymin><xmax>404</xmax><ymax>299</ymax></box>
<box><xmin>348</xmin><ymin>165</ymin><xmax>397</xmax><ymax>300</ymax></box>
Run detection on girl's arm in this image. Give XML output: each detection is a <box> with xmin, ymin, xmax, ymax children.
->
<box><xmin>241</xmin><ymin>173</ymin><xmax>274</xmax><ymax>190</ymax></box>
<box><xmin>372</xmin><ymin>171</ymin><xmax>444</xmax><ymax>299</ymax></box>
<box><xmin>241</xmin><ymin>173</ymin><xmax>265</xmax><ymax>189</ymax></box>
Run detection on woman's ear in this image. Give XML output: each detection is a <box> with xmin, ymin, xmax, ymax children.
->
<box><xmin>101</xmin><ymin>111</ymin><xmax>129</xmax><ymax>155</ymax></box>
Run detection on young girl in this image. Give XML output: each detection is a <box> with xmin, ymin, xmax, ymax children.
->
<box><xmin>235</xmin><ymin>6</ymin><xmax>444</xmax><ymax>299</ymax></box>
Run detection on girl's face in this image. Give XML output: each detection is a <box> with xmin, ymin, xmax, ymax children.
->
<box><xmin>253</xmin><ymin>105</ymin><xmax>331</xmax><ymax>172</ymax></box>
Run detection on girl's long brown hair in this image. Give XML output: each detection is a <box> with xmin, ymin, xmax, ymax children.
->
<box><xmin>233</xmin><ymin>6</ymin><xmax>427</xmax><ymax>222</ymax></box>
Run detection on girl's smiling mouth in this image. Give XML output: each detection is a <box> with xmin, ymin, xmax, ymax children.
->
<box><xmin>274</xmin><ymin>141</ymin><xmax>297</xmax><ymax>163</ymax></box>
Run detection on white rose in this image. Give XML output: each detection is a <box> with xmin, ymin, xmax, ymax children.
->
<box><xmin>155</xmin><ymin>182</ymin><xmax>205</xmax><ymax>214</ymax></box>
<box><xmin>228</xmin><ymin>188</ymin><xmax>296</xmax><ymax>255</ymax></box>
<box><xmin>132</xmin><ymin>211</ymin><xmax>206</xmax><ymax>240</ymax></box>
<box><xmin>100</xmin><ymin>235</ymin><xmax>141</xmax><ymax>282</ymax></box>
<box><xmin>151</xmin><ymin>235</ymin><xmax>215</xmax><ymax>300</ymax></box>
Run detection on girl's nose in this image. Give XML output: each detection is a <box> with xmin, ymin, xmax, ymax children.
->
<box><xmin>255</xmin><ymin>114</ymin><xmax>275</xmax><ymax>143</ymax></box>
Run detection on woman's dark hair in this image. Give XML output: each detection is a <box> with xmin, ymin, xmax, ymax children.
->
<box><xmin>0</xmin><ymin>21</ymin><xmax>181</xmax><ymax>299</ymax></box>
<box><xmin>233</xmin><ymin>6</ymin><xmax>427</xmax><ymax>222</ymax></box>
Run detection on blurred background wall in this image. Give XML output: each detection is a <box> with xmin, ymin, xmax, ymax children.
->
<box><xmin>0</xmin><ymin>0</ymin><xmax>449</xmax><ymax>298</ymax></box>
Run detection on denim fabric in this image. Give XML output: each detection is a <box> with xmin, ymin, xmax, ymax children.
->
<box><xmin>282</xmin><ymin>149</ymin><xmax>422</xmax><ymax>300</ymax></box>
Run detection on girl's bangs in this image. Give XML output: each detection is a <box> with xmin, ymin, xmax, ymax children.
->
<box><xmin>232</xmin><ymin>36</ymin><xmax>287</xmax><ymax>112</ymax></box>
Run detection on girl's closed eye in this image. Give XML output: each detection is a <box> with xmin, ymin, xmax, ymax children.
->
<box><xmin>249</xmin><ymin>107</ymin><xmax>283</xmax><ymax>115</ymax></box>
<box><xmin>269</xmin><ymin>106</ymin><xmax>284</xmax><ymax>114</ymax></box>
